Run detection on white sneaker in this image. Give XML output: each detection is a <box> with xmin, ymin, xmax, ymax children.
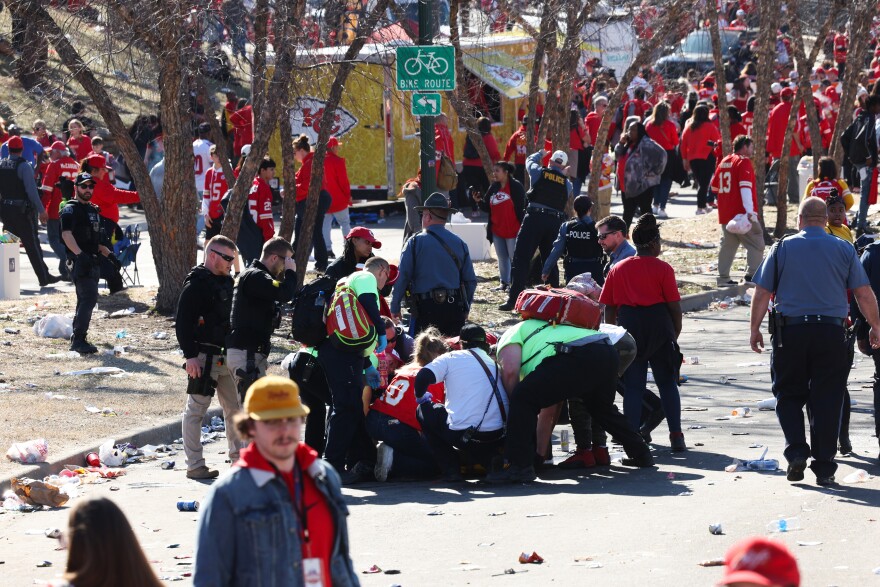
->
<box><xmin>374</xmin><ymin>442</ymin><xmax>394</xmax><ymax>482</ymax></box>
<box><xmin>652</xmin><ymin>205</ymin><xmax>660</xmax><ymax>215</ymax></box>
<box><xmin>657</xmin><ymin>208</ymin><xmax>669</xmax><ymax>219</ymax></box>
<box><xmin>695</xmin><ymin>207</ymin><xmax>708</xmax><ymax>215</ymax></box>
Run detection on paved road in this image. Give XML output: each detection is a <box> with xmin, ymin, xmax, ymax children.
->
<box><xmin>1</xmin><ymin>306</ymin><xmax>878</xmax><ymax>585</ymax></box>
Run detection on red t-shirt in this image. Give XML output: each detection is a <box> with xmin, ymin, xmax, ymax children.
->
<box><xmin>463</xmin><ymin>133</ymin><xmax>500</xmax><ymax>167</ymax></box>
<box><xmin>833</xmin><ymin>33</ymin><xmax>848</xmax><ymax>63</ymax></box>
<box><xmin>503</xmin><ymin>127</ymin><xmax>528</xmax><ymax>164</ymax></box>
<box><xmin>40</xmin><ymin>157</ymin><xmax>79</xmax><ymax>219</ymax></box>
<box><xmin>489</xmin><ymin>182</ymin><xmax>521</xmax><ymax>238</ymax></box>
<box><xmin>711</xmin><ymin>154</ymin><xmax>757</xmax><ymax>225</ymax></box>
<box><xmin>91</xmin><ymin>177</ymin><xmax>139</xmax><ymax>224</ymax></box>
<box><xmin>585</xmin><ymin>112</ymin><xmax>615</xmax><ymax>148</ymax></box>
<box><xmin>236</xmin><ymin>443</ymin><xmax>334</xmax><ymax>586</ymax></box>
<box><xmin>731</xmin><ymin>96</ymin><xmax>749</xmax><ymax>113</ymax></box>
<box><xmin>599</xmin><ymin>256</ymin><xmax>681</xmax><ymax>307</ymax></box>
<box><xmin>680</xmin><ymin>122</ymin><xmax>721</xmax><ymax>161</ymax></box>
<box><xmin>370</xmin><ymin>365</ymin><xmax>446</xmax><ymax>431</ymax></box>
<box><xmin>295</xmin><ymin>152</ymin><xmax>329</xmax><ymax>202</ymax></box>
<box><xmin>713</xmin><ymin>122</ymin><xmax>748</xmax><ymax>161</ymax></box>
<box><xmin>249</xmin><ymin>177</ymin><xmax>275</xmax><ymax>241</ymax></box>
<box><xmin>203</xmin><ymin>166</ymin><xmax>228</xmax><ymax>220</ymax></box>
<box><xmin>741</xmin><ymin>112</ymin><xmax>755</xmax><ymax>137</ymax></box>
<box><xmin>323</xmin><ymin>152</ymin><xmax>351</xmax><ymax>214</ymax></box>
<box><xmin>67</xmin><ymin>135</ymin><xmax>91</xmax><ymax>161</ymax></box>
<box><xmin>767</xmin><ymin>101</ymin><xmax>801</xmax><ymax>158</ymax></box>
<box><xmin>645</xmin><ymin>119</ymin><xmax>680</xmax><ymax>150</ymax></box>
<box><xmin>230</xmin><ymin>106</ymin><xmax>253</xmax><ymax>157</ymax></box>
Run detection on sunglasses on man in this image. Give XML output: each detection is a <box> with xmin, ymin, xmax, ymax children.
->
<box><xmin>597</xmin><ymin>230</ymin><xmax>620</xmax><ymax>241</ymax></box>
<box><xmin>211</xmin><ymin>249</ymin><xmax>235</xmax><ymax>262</ymax></box>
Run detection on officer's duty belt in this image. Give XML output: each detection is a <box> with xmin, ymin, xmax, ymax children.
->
<box><xmin>415</xmin><ymin>289</ymin><xmax>458</xmax><ymax>301</ymax></box>
<box><xmin>781</xmin><ymin>315</ymin><xmax>845</xmax><ymax>326</ymax></box>
<box><xmin>527</xmin><ymin>205</ymin><xmax>566</xmax><ymax>219</ymax></box>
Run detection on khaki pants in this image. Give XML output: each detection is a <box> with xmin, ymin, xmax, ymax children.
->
<box><xmin>717</xmin><ymin>221</ymin><xmax>766</xmax><ymax>282</ymax></box>
<box><xmin>226</xmin><ymin>347</ymin><xmax>269</xmax><ymax>397</ymax></box>
<box><xmin>182</xmin><ymin>353</ymin><xmax>243</xmax><ymax>471</ymax></box>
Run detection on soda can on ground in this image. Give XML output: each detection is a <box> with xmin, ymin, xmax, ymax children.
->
<box><xmin>177</xmin><ymin>500</ymin><xmax>200</xmax><ymax>512</ymax></box>
<box><xmin>160</xmin><ymin>460</ymin><xmax>175</xmax><ymax>470</ymax></box>
<box><xmin>560</xmin><ymin>429</ymin><xmax>570</xmax><ymax>452</ymax></box>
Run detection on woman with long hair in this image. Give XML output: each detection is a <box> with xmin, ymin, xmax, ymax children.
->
<box><xmin>66</xmin><ymin>119</ymin><xmax>91</xmax><ymax>161</ymax></box>
<box><xmin>325</xmin><ymin>225</ymin><xmax>380</xmax><ymax>282</ymax></box>
<box><xmin>61</xmin><ymin>497</ymin><xmax>163</xmax><ymax>587</ymax></box>
<box><xmin>614</xmin><ymin>119</ymin><xmax>667</xmax><ymax>227</ymax></box>
<box><xmin>645</xmin><ymin>101</ymin><xmax>680</xmax><ymax>219</ymax></box>
<box><xmin>680</xmin><ymin>104</ymin><xmax>721</xmax><ymax>214</ymax></box>
<box><xmin>474</xmin><ymin>160</ymin><xmax>525</xmax><ymax>291</ymax></box>
<box><xmin>293</xmin><ymin>133</ymin><xmax>332</xmax><ymax>272</ymax></box>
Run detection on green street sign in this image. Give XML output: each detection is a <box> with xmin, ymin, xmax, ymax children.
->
<box><xmin>396</xmin><ymin>45</ymin><xmax>456</xmax><ymax>91</ymax></box>
<box><xmin>411</xmin><ymin>93</ymin><xmax>442</xmax><ymax>117</ymax></box>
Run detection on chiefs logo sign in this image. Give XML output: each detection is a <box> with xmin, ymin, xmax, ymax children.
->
<box><xmin>289</xmin><ymin>97</ymin><xmax>359</xmax><ymax>144</ymax></box>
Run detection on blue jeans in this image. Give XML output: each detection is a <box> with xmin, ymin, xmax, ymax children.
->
<box><xmin>622</xmin><ymin>357</ymin><xmax>682</xmax><ymax>434</ymax></box>
<box><xmin>653</xmin><ymin>177</ymin><xmax>673</xmax><ymax>209</ymax></box>
<box><xmin>571</xmin><ymin>177</ymin><xmax>583</xmax><ymax>198</ymax></box>
<box><xmin>365</xmin><ymin>410</ymin><xmax>438</xmax><ymax>478</ymax></box>
<box><xmin>856</xmin><ymin>165</ymin><xmax>873</xmax><ymax>230</ymax></box>
<box><xmin>492</xmin><ymin>234</ymin><xmax>515</xmax><ymax>285</ymax></box>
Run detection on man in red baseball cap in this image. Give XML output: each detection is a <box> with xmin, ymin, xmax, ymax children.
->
<box><xmin>718</xmin><ymin>537</ymin><xmax>800</xmax><ymax>587</ymax></box>
<box><xmin>767</xmin><ymin>86</ymin><xmax>803</xmax><ymax>205</ymax></box>
<box><xmin>0</xmin><ymin>134</ymin><xmax>59</xmax><ymax>286</ymax></box>
<box><xmin>40</xmin><ymin>140</ymin><xmax>80</xmax><ymax>280</ymax></box>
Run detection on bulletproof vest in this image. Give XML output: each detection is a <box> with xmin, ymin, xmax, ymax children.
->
<box><xmin>67</xmin><ymin>200</ymin><xmax>102</xmax><ymax>252</ymax></box>
<box><xmin>184</xmin><ymin>265</ymin><xmax>233</xmax><ymax>346</ymax></box>
<box><xmin>526</xmin><ymin>167</ymin><xmax>568</xmax><ymax>211</ymax></box>
<box><xmin>563</xmin><ymin>218</ymin><xmax>603</xmax><ymax>260</ymax></box>
<box><xmin>229</xmin><ymin>262</ymin><xmax>279</xmax><ymax>351</ymax></box>
<box><xmin>0</xmin><ymin>157</ymin><xmax>28</xmax><ymax>203</ymax></box>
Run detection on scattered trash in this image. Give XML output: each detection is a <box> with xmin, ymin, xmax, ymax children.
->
<box><xmin>115</xmin><ymin>329</ymin><xmax>127</xmax><ymax>339</ymax></box>
<box><xmin>730</xmin><ymin>407</ymin><xmax>751</xmax><ymax>418</ymax></box>
<box><xmin>689</xmin><ymin>425</ymin><xmax>706</xmax><ymax>430</ymax></box>
<box><xmin>731</xmin><ymin>432</ymin><xmax>750</xmax><ymax>436</ymax></box>
<box><xmin>737</xmin><ymin>361</ymin><xmax>769</xmax><ymax>367</ymax></box>
<box><xmin>45</xmin><ymin>528</ymin><xmax>62</xmax><ymax>539</ymax></box>
<box><xmin>492</xmin><ymin>568</ymin><xmax>526</xmax><ymax>576</ymax></box>
<box><xmin>525</xmin><ymin>513</ymin><xmax>553</xmax><ymax>518</ymax></box>
<box><xmin>427</xmin><ymin>510</ymin><xmax>444</xmax><ymax>516</ymax></box>
<box><xmin>209</xmin><ymin>416</ymin><xmax>225</xmax><ymax>432</ymax></box>
<box><xmin>489</xmin><ymin>511</ymin><xmax>507</xmax><ymax>516</ymax></box>
<box><xmin>167</xmin><ymin>543</ymin><xmax>181</xmax><ymax>549</ymax></box>
<box><xmin>362</xmin><ymin>565</ymin><xmax>382</xmax><ymax>574</ymax></box>
<box><xmin>686</xmin><ymin>356</ymin><xmax>700</xmax><ymax>365</ymax></box>
<box><xmin>10</xmin><ymin>477</ymin><xmax>69</xmax><ymax>507</ymax></box>
<box><xmin>36</xmin><ymin>560</ymin><xmax>52</xmax><ymax>568</ymax></box>
<box><xmin>843</xmin><ymin>469</ymin><xmax>871</xmax><ymax>484</ymax></box>
<box><xmin>725</xmin><ymin>448</ymin><xmax>778</xmax><ymax>472</ymax></box>
<box><xmin>98</xmin><ymin>440</ymin><xmax>125</xmax><ymax>468</ymax></box>
<box><xmin>152</xmin><ymin>331</ymin><xmax>169</xmax><ymax>339</ymax></box>
<box><xmin>766</xmin><ymin>517</ymin><xmax>801</xmax><ymax>533</ymax></box>
<box><xmin>797</xmin><ymin>541</ymin><xmax>822</xmax><ymax>546</ymax></box>
<box><xmin>85</xmin><ymin>453</ymin><xmax>101</xmax><ymax>467</ymax></box>
<box><xmin>2</xmin><ymin>491</ymin><xmax>29</xmax><ymax>511</ymax></box>
<box><xmin>709</xmin><ymin>523</ymin><xmax>723</xmax><ymax>535</ymax></box>
<box><xmin>177</xmin><ymin>501</ymin><xmax>199</xmax><ymax>512</ymax></box>
<box><xmin>85</xmin><ymin>406</ymin><xmax>116</xmax><ymax>415</ymax></box>
<box><xmin>560</xmin><ymin>429</ymin><xmax>570</xmax><ymax>452</ymax></box>
<box><xmin>109</xmin><ymin>307</ymin><xmax>136</xmax><ymax>318</ymax></box>
<box><xmin>3</xmin><ymin>327</ymin><xmax>20</xmax><ymax>334</ymax></box>
<box><xmin>32</xmin><ymin>315</ymin><xmax>73</xmax><ymax>339</ymax></box>
<box><xmin>518</xmin><ymin>551</ymin><xmax>544</xmax><ymax>564</ymax></box>
<box><xmin>6</xmin><ymin>439</ymin><xmax>48</xmax><ymax>464</ymax></box>
<box><xmin>756</xmin><ymin>397</ymin><xmax>777</xmax><ymax>410</ymax></box>
<box><xmin>683</xmin><ymin>407</ymin><xmax>708</xmax><ymax>411</ymax></box>
<box><xmin>698</xmin><ymin>559</ymin><xmax>725</xmax><ymax>567</ymax></box>
<box><xmin>478</xmin><ymin>542</ymin><xmax>495</xmax><ymax>547</ymax></box>
<box><xmin>384</xmin><ymin>569</ymin><xmax>401</xmax><ymax>575</ymax></box>
<box><xmin>574</xmin><ymin>555</ymin><xmax>595</xmax><ymax>562</ymax></box>
<box><xmin>63</xmin><ymin>367</ymin><xmax>127</xmax><ymax>376</ymax></box>
<box><xmin>44</xmin><ymin>393</ymin><xmax>80</xmax><ymax>400</ymax></box>
<box><xmin>161</xmin><ymin>461</ymin><xmax>176</xmax><ymax>470</ymax></box>
<box><xmin>718</xmin><ymin>376</ymin><xmax>730</xmax><ymax>385</ymax></box>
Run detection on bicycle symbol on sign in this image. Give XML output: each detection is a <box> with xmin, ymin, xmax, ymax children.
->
<box><xmin>403</xmin><ymin>49</ymin><xmax>450</xmax><ymax>77</ymax></box>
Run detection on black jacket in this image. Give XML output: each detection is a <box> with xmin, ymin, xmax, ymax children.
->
<box><xmin>227</xmin><ymin>260</ymin><xmax>297</xmax><ymax>354</ymax></box>
<box><xmin>175</xmin><ymin>265</ymin><xmax>234</xmax><ymax>358</ymax></box>
<box><xmin>478</xmin><ymin>178</ymin><xmax>526</xmax><ymax>242</ymax></box>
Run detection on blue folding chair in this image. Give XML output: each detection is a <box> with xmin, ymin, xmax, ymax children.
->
<box><xmin>117</xmin><ymin>241</ymin><xmax>141</xmax><ymax>286</ymax></box>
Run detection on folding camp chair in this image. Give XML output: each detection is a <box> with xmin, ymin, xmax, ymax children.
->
<box><xmin>117</xmin><ymin>241</ymin><xmax>141</xmax><ymax>286</ymax></box>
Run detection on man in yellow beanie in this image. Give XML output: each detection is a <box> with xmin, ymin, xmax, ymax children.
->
<box><xmin>193</xmin><ymin>376</ymin><xmax>359</xmax><ymax>587</ymax></box>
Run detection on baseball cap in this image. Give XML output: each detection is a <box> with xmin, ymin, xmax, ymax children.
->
<box><xmin>75</xmin><ymin>172</ymin><xmax>95</xmax><ymax>186</ymax></box>
<box><xmin>327</xmin><ymin>137</ymin><xmax>342</xmax><ymax>149</ymax></box>
<box><xmin>459</xmin><ymin>323</ymin><xmax>490</xmax><ymax>352</ymax></box>
<box><xmin>780</xmin><ymin>87</ymin><xmax>795</xmax><ymax>99</ymax></box>
<box><xmin>387</xmin><ymin>264</ymin><xmax>399</xmax><ymax>286</ymax></box>
<box><xmin>6</xmin><ymin>136</ymin><xmax>23</xmax><ymax>150</ymax></box>
<box><xmin>345</xmin><ymin>226</ymin><xmax>382</xmax><ymax>249</ymax></box>
<box><xmin>6</xmin><ymin>124</ymin><xmax>21</xmax><ymax>136</ymax></box>
<box><xmin>551</xmin><ymin>150</ymin><xmax>568</xmax><ymax>167</ymax></box>
<box><xmin>86</xmin><ymin>153</ymin><xmax>111</xmax><ymax>169</ymax></box>
<box><xmin>827</xmin><ymin>67</ymin><xmax>839</xmax><ymax>76</ymax></box>
<box><xmin>770</xmin><ymin>82</ymin><xmax>782</xmax><ymax>94</ymax></box>
<box><xmin>815</xmin><ymin>66</ymin><xmax>825</xmax><ymax>74</ymax></box>
<box><xmin>244</xmin><ymin>375</ymin><xmax>309</xmax><ymax>421</ymax></box>
<box><xmin>824</xmin><ymin>86</ymin><xmax>840</xmax><ymax>101</ymax></box>
<box><xmin>241</xmin><ymin>144</ymin><xmax>252</xmax><ymax>157</ymax></box>
<box><xmin>197</xmin><ymin>122</ymin><xmax>211</xmax><ymax>134</ymax></box>
<box><xmin>50</xmin><ymin>140</ymin><xmax>67</xmax><ymax>151</ymax></box>
<box><xmin>718</xmin><ymin>537</ymin><xmax>800</xmax><ymax>587</ymax></box>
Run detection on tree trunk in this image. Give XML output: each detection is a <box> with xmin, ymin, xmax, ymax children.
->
<box><xmin>524</xmin><ymin>3</ymin><xmax>556</xmax><ymax>187</ymax></box>
<box><xmin>278</xmin><ymin>104</ymin><xmax>298</xmax><ymax>241</ymax></box>
<box><xmin>706</xmin><ymin>0</ymin><xmax>731</xmax><ymax>156</ymax></box>
<box><xmin>751</xmin><ymin>0</ymin><xmax>780</xmax><ymax>235</ymax></box>
<box><xmin>829</xmin><ymin>7</ymin><xmax>873</xmax><ymax>167</ymax></box>
<box><xmin>14</xmin><ymin>5</ymin><xmax>48</xmax><ymax>90</ymax></box>
<box><xmin>292</xmin><ymin>0</ymin><xmax>391</xmax><ymax>286</ymax></box>
<box><xmin>775</xmin><ymin>95</ymin><xmax>802</xmax><ymax>237</ymax></box>
<box><xmin>196</xmin><ymin>79</ymin><xmax>238</xmax><ymax>194</ymax></box>
<box><xmin>587</xmin><ymin>0</ymin><xmax>690</xmax><ymax>202</ymax></box>
<box><xmin>251</xmin><ymin>0</ymin><xmax>271</xmax><ymax>122</ymax></box>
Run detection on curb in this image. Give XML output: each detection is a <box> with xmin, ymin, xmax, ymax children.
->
<box><xmin>680</xmin><ymin>283</ymin><xmax>752</xmax><ymax>313</ymax></box>
<box><xmin>0</xmin><ymin>407</ymin><xmax>222</xmax><ymax>493</ymax></box>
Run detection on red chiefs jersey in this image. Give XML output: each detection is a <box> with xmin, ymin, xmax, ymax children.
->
<box><xmin>370</xmin><ymin>365</ymin><xmax>446</xmax><ymax>431</ymax></box>
<box><xmin>808</xmin><ymin>179</ymin><xmax>846</xmax><ymax>201</ymax></box>
<box><xmin>833</xmin><ymin>33</ymin><xmax>848</xmax><ymax>63</ymax></box>
<box><xmin>40</xmin><ymin>157</ymin><xmax>79</xmax><ymax>220</ymax></box>
<box><xmin>711</xmin><ymin>154</ymin><xmax>756</xmax><ymax>225</ymax></box>
<box><xmin>203</xmin><ymin>166</ymin><xmax>228</xmax><ymax>220</ymax></box>
<box><xmin>741</xmin><ymin>112</ymin><xmax>754</xmax><ymax>137</ymax></box>
<box><xmin>489</xmin><ymin>183</ymin><xmax>520</xmax><ymax>239</ymax></box>
<box><xmin>249</xmin><ymin>177</ymin><xmax>275</xmax><ymax>242</ymax></box>
<box><xmin>503</xmin><ymin>127</ymin><xmax>529</xmax><ymax>165</ymax></box>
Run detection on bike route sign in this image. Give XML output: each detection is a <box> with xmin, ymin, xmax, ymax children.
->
<box><xmin>396</xmin><ymin>45</ymin><xmax>456</xmax><ymax>91</ymax></box>
<box><xmin>411</xmin><ymin>93</ymin><xmax>442</xmax><ymax>117</ymax></box>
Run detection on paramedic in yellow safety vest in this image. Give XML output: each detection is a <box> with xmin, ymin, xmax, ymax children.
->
<box><xmin>318</xmin><ymin>257</ymin><xmax>391</xmax><ymax>485</ymax></box>
<box><xmin>486</xmin><ymin>319</ymin><xmax>653</xmax><ymax>484</ymax></box>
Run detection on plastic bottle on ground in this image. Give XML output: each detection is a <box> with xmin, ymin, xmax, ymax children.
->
<box><xmin>842</xmin><ymin>469</ymin><xmax>871</xmax><ymax>484</ymax></box>
<box><xmin>766</xmin><ymin>517</ymin><xmax>801</xmax><ymax>533</ymax></box>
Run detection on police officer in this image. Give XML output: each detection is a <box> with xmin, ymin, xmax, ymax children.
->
<box><xmin>499</xmin><ymin>149</ymin><xmax>573</xmax><ymax>310</ymax></box>
<box><xmin>227</xmin><ymin>237</ymin><xmax>298</xmax><ymax>399</ymax></box>
<box><xmin>750</xmin><ymin>197</ymin><xmax>880</xmax><ymax>486</ymax></box>
<box><xmin>0</xmin><ymin>135</ymin><xmax>59</xmax><ymax>287</ymax></box>
<box><xmin>176</xmin><ymin>235</ymin><xmax>242</xmax><ymax>480</ymax></box>
<box><xmin>60</xmin><ymin>173</ymin><xmax>108</xmax><ymax>354</ymax></box>
<box><xmin>487</xmin><ymin>318</ymin><xmax>653</xmax><ymax>483</ymax></box>
<box><xmin>540</xmin><ymin>195</ymin><xmax>605</xmax><ymax>285</ymax></box>
<box><xmin>390</xmin><ymin>192</ymin><xmax>477</xmax><ymax>336</ymax></box>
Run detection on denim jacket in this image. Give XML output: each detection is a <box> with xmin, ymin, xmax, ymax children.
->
<box><xmin>193</xmin><ymin>458</ymin><xmax>359</xmax><ymax>587</ymax></box>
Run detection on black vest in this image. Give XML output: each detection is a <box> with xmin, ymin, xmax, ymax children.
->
<box><xmin>183</xmin><ymin>265</ymin><xmax>234</xmax><ymax>347</ymax></box>
<box><xmin>526</xmin><ymin>167</ymin><xmax>568</xmax><ymax>211</ymax></box>
<box><xmin>0</xmin><ymin>157</ymin><xmax>28</xmax><ymax>203</ymax></box>
<box><xmin>61</xmin><ymin>199</ymin><xmax>102</xmax><ymax>255</ymax></box>
<box><xmin>563</xmin><ymin>218</ymin><xmax>603</xmax><ymax>260</ymax></box>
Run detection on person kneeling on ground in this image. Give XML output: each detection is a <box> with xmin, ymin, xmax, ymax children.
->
<box><xmin>415</xmin><ymin>323</ymin><xmax>508</xmax><ymax>482</ymax></box>
<box><xmin>487</xmin><ymin>319</ymin><xmax>653</xmax><ymax>483</ymax></box>
<box><xmin>194</xmin><ymin>376</ymin><xmax>358</xmax><ymax>586</ymax></box>
<box><xmin>368</xmin><ymin>327</ymin><xmax>449</xmax><ymax>481</ymax></box>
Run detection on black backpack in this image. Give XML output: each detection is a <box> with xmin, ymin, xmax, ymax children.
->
<box><xmin>843</xmin><ymin>114</ymin><xmax>871</xmax><ymax>166</ymax></box>
<box><xmin>290</xmin><ymin>274</ymin><xmax>337</xmax><ymax>347</ymax></box>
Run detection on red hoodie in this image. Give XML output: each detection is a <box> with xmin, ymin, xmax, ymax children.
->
<box><xmin>91</xmin><ymin>176</ymin><xmax>139</xmax><ymax>224</ymax></box>
<box><xmin>323</xmin><ymin>152</ymin><xmax>351</xmax><ymax>214</ymax></box>
<box><xmin>236</xmin><ymin>442</ymin><xmax>335</xmax><ymax>584</ymax></box>
<box><xmin>295</xmin><ymin>152</ymin><xmax>329</xmax><ymax>202</ymax></box>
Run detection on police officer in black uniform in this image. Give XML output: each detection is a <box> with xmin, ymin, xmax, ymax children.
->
<box><xmin>0</xmin><ymin>135</ymin><xmax>59</xmax><ymax>287</ymax></box>
<box><xmin>176</xmin><ymin>235</ymin><xmax>242</xmax><ymax>480</ymax></box>
<box><xmin>500</xmin><ymin>149</ymin><xmax>574</xmax><ymax>310</ymax></box>
<box><xmin>60</xmin><ymin>173</ymin><xmax>108</xmax><ymax>354</ymax></box>
<box><xmin>540</xmin><ymin>195</ymin><xmax>605</xmax><ymax>285</ymax></box>
<box><xmin>227</xmin><ymin>237</ymin><xmax>298</xmax><ymax>398</ymax></box>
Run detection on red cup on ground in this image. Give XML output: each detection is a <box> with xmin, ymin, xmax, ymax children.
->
<box><xmin>86</xmin><ymin>452</ymin><xmax>101</xmax><ymax>467</ymax></box>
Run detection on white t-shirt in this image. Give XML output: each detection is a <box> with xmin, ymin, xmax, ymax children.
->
<box><xmin>193</xmin><ymin>138</ymin><xmax>214</xmax><ymax>194</ymax></box>
<box><xmin>425</xmin><ymin>348</ymin><xmax>508</xmax><ymax>431</ymax></box>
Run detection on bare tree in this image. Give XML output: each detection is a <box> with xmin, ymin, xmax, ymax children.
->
<box><xmin>706</xmin><ymin>0</ymin><xmax>731</xmax><ymax>156</ymax></box>
<box><xmin>751</xmin><ymin>0</ymin><xmax>780</xmax><ymax>235</ymax></box>
<box><xmin>829</xmin><ymin>8</ymin><xmax>873</xmax><ymax>167</ymax></box>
